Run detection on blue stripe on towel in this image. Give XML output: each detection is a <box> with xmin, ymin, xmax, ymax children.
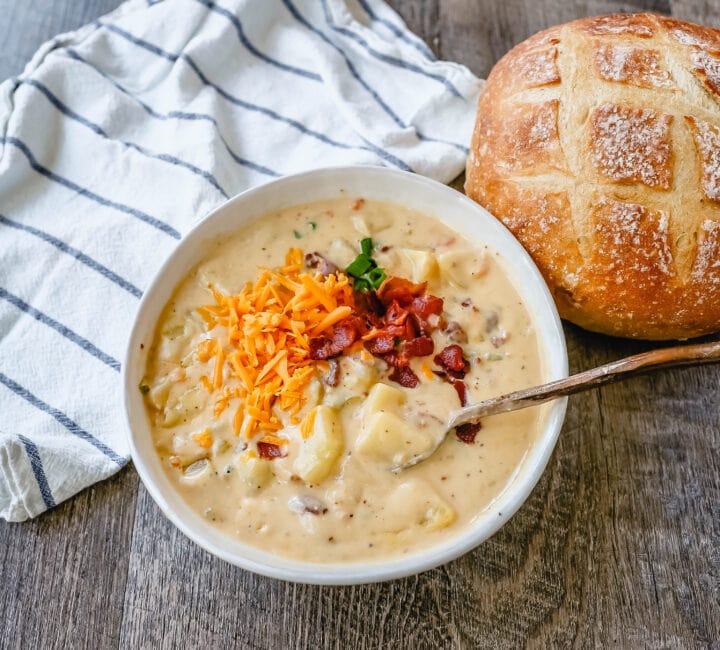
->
<box><xmin>281</xmin><ymin>0</ymin><xmax>404</xmax><ymax>129</ymax></box>
<box><xmin>180</xmin><ymin>56</ymin><xmax>352</xmax><ymax>151</ymax></box>
<box><xmin>355</xmin><ymin>0</ymin><xmax>436</xmax><ymax>60</ymax></box>
<box><xmin>102</xmin><ymin>22</ymin><xmax>179</xmax><ymax>62</ymax></box>
<box><xmin>22</xmin><ymin>79</ymin><xmax>229</xmax><ymax>199</ymax></box>
<box><xmin>63</xmin><ymin>49</ymin><xmax>281</xmax><ymax>179</ymax></box>
<box><xmin>319</xmin><ymin>0</ymin><xmax>460</xmax><ymax>96</ymax></box>
<box><xmin>0</xmin><ymin>287</ymin><xmax>121</xmax><ymax>372</ymax></box>
<box><xmin>0</xmin><ymin>215</ymin><xmax>143</xmax><ymax>299</ymax></box>
<box><xmin>282</xmin><ymin>0</ymin><xmax>469</xmax><ymax>154</ymax></box>
<box><xmin>183</xmin><ymin>55</ymin><xmax>411</xmax><ymax>171</ymax></box>
<box><xmin>17</xmin><ymin>435</ymin><xmax>56</xmax><ymax>510</ymax></box>
<box><xmin>192</xmin><ymin>0</ymin><xmax>322</xmax><ymax>81</ymax></box>
<box><xmin>0</xmin><ymin>373</ymin><xmax>126</xmax><ymax>466</ymax></box>
<box><xmin>100</xmin><ymin>23</ymin><xmax>413</xmax><ymax>171</ymax></box>
<box><xmin>0</xmin><ymin>137</ymin><xmax>181</xmax><ymax>240</ymax></box>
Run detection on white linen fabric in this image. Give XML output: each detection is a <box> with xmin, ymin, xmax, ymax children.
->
<box><xmin>0</xmin><ymin>0</ymin><xmax>482</xmax><ymax>521</ymax></box>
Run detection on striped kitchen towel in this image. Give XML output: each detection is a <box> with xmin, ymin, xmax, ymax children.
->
<box><xmin>0</xmin><ymin>0</ymin><xmax>482</xmax><ymax>521</ymax></box>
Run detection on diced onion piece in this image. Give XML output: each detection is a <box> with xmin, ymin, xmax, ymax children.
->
<box><xmin>288</xmin><ymin>494</ymin><xmax>326</xmax><ymax>515</ymax></box>
<box><xmin>182</xmin><ymin>458</ymin><xmax>209</xmax><ymax>481</ymax></box>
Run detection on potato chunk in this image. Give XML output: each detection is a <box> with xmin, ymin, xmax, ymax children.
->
<box><xmin>364</xmin><ymin>382</ymin><xmax>406</xmax><ymax>414</ymax></box>
<box><xmin>239</xmin><ymin>457</ymin><xmax>273</xmax><ymax>491</ymax></box>
<box><xmin>327</xmin><ymin>238</ymin><xmax>357</xmax><ymax>269</ymax></box>
<box><xmin>294</xmin><ymin>406</ymin><xmax>344</xmax><ymax>485</ymax></box>
<box><xmin>356</xmin><ymin>411</ymin><xmax>432</xmax><ymax>467</ymax></box>
<box><xmin>162</xmin><ymin>387</ymin><xmax>207</xmax><ymax>427</ymax></box>
<box><xmin>419</xmin><ymin>499</ymin><xmax>456</xmax><ymax>531</ymax></box>
<box><xmin>401</xmin><ymin>249</ymin><xmax>439</xmax><ymax>283</ymax></box>
<box><xmin>375</xmin><ymin>479</ymin><xmax>456</xmax><ymax>532</ymax></box>
<box><xmin>323</xmin><ymin>357</ymin><xmax>378</xmax><ymax>408</ymax></box>
<box><xmin>437</xmin><ymin>250</ymin><xmax>487</xmax><ymax>288</ymax></box>
<box><xmin>147</xmin><ymin>376</ymin><xmax>172</xmax><ymax>410</ymax></box>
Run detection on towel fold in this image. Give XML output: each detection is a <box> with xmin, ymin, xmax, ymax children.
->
<box><xmin>0</xmin><ymin>0</ymin><xmax>482</xmax><ymax>521</ymax></box>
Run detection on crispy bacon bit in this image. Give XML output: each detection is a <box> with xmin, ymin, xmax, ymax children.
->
<box><xmin>389</xmin><ymin>365</ymin><xmax>419</xmax><ymax>388</ymax></box>
<box><xmin>257</xmin><ymin>442</ymin><xmax>285</xmax><ymax>459</ymax></box>
<box><xmin>384</xmin><ymin>300</ymin><xmax>408</xmax><ymax>325</ymax></box>
<box><xmin>382</xmin><ymin>351</ymin><xmax>409</xmax><ymax>368</ymax></box>
<box><xmin>377</xmin><ymin>277</ymin><xmax>427</xmax><ymax>305</ymax></box>
<box><xmin>404</xmin><ymin>292</ymin><xmax>444</xmax><ymax>335</ymax></box>
<box><xmin>444</xmin><ymin>321</ymin><xmax>468</xmax><ymax>344</ymax></box>
<box><xmin>304</xmin><ymin>252</ymin><xmax>338</xmax><ymax>276</ymax></box>
<box><xmin>434</xmin><ymin>345</ymin><xmax>468</xmax><ymax>374</ymax></box>
<box><xmin>455</xmin><ymin>421</ymin><xmax>482</xmax><ymax>444</ymax></box>
<box><xmin>402</xmin><ymin>336</ymin><xmax>434</xmax><ymax>357</ymax></box>
<box><xmin>351</xmin><ymin>198</ymin><xmax>365</xmax><ymax>211</ymax></box>
<box><xmin>434</xmin><ymin>370</ymin><xmax>468</xmax><ymax>405</ymax></box>
<box><xmin>450</xmin><ymin>377</ymin><xmax>468</xmax><ymax>406</ymax></box>
<box><xmin>324</xmin><ymin>360</ymin><xmax>341</xmax><ymax>387</ymax></box>
<box><xmin>309</xmin><ymin>317</ymin><xmax>361</xmax><ymax>360</ymax></box>
<box><xmin>350</xmin><ymin>276</ymin><xmax>446</xmax><ymax>388</ymax></box>
<box><xmin>353</xmin><ymin>290</ymin><xmax>385</xmax><ymax>327</ymax></box>
<box><xmin>410</xmin><ymin>294</ymin><xmax>444</xmax><ymax>319</ymax></box>
<box><xmin>364</xmin><ymin>334</ymin><xmax>395</xmax><ymax>355</ymax></box>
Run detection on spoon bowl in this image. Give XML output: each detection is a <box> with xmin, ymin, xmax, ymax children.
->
<box><xmin>396</xmin><ymin>340</ymin><xmax>720</xmax><ymax>471</ymax></box>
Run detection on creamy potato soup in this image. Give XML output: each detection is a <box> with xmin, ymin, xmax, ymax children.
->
<box><xmin>142</xmin><ymin>198</ymin><xmax>546</xmax><ymax>563</ymax></box>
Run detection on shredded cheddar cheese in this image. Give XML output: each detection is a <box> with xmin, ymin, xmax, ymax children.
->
<box><xmin>300</xmin><ymin>406</ymin><xmax>319</xmax><ymax>439</ymax></box>
<box><xmin>192</xmin><ymin>428</ymin><xmax>214</xmax><ymax>449</ymax></box>
<box><xmin>195</xmin><ymin>248</ymin><xmax>356</xmax><ymax>440</ymax></box>
<box><xmin>421</xmin><ymin>363</ymin><xmax>435</xmax><ymax>381</ymax></box>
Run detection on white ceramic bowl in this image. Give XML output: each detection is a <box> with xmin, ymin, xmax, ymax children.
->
<box><xmin>123</xmin><ymin>166</ymin><xmax>568</xmax><ymax>584</ymax></box>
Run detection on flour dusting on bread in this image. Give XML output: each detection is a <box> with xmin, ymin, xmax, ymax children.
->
<box><xmin>466</xmin><ymin>13</ymin><xmax>720</xmax><ymax>339</ymax></box>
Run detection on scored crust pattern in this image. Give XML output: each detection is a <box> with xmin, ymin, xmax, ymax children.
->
<box><xmin>466</xmin><ymin>13</ymin><xmax>720</xmax><ymax>339</ymax></box>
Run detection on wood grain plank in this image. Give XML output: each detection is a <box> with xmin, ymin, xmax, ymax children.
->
<box><xmin>434</xmin><ymin>0</ymin><xmax>673</xmax><ymax>77</ymax></box>
<box><xmin>0</xmin><ymin>468</ymin><xmax>138</xmax><ymax>650</ymax></box>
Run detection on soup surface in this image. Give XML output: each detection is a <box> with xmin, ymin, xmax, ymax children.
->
<box><xmin>142</xmin><ymin>198</ymin><xmax>546</xmax><ymax>563</ymax></box>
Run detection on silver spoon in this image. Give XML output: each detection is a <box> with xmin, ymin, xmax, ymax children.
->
<box><xmin>398</xmin><ymin>340</ymin><xmax>720</xmax><ymax>471</ymax></box>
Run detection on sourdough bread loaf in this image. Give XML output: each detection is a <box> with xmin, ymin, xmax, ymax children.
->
<box><xmin>466</xmin><ymin>13</ymin><xmax>720</xmax><ymax>339</ymax></box>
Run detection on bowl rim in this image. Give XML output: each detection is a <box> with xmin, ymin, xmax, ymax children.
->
<box><xmin>123</xmin><ymin>165</ymin><xmax>568</xmax><ymax>584</ymax></box>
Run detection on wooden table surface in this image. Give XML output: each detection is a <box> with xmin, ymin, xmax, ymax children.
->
<box><xmin>1</xmin><ymin>1</ymin><xmax>719</xmax><ymax>648</ymax></box>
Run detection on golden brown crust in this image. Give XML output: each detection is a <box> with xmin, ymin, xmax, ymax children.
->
<box><xmin>593</xmin><ymin>42</ymin><xmax>674</xmax><ymax>89</ymax></box>
<box><xmin>589</xmin><ymin>103</ymin><xmax>673</xmax><ymax>189</ymax></box>
<box><xmin>466</xmin><ymin>13</ymin><xmax>720</xmax><ymax>340</ymax></box>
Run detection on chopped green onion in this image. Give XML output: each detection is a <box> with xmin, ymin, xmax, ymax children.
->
<box><xmin>346</xmin><ymin>239</ymin><xmax>386</xmax><ymax>292</ymax></box>
<box><xmin>309</xmin><ymin>221</ymin><xmax>317</xmax><ymax>230</ymax></box>
<box><xmin>346</xmin><ymin>254</ymin><xmax>373</xmax><ymax>278</ymax></box>
<box><xmin>293</xmin><ymin>230</ymin><xmax>302</xmax><ymax>239</ymax></box>
<box><xmin>367</xmin><ymin>266</ymin><xmax>386</xmax><ymax>289</ymax></box>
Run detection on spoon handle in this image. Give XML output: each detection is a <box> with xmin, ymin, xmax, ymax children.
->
<box><xmin>448</xmin><ymin>340</ymin><xmax>720</xmax><ymax>428</ymax></box>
